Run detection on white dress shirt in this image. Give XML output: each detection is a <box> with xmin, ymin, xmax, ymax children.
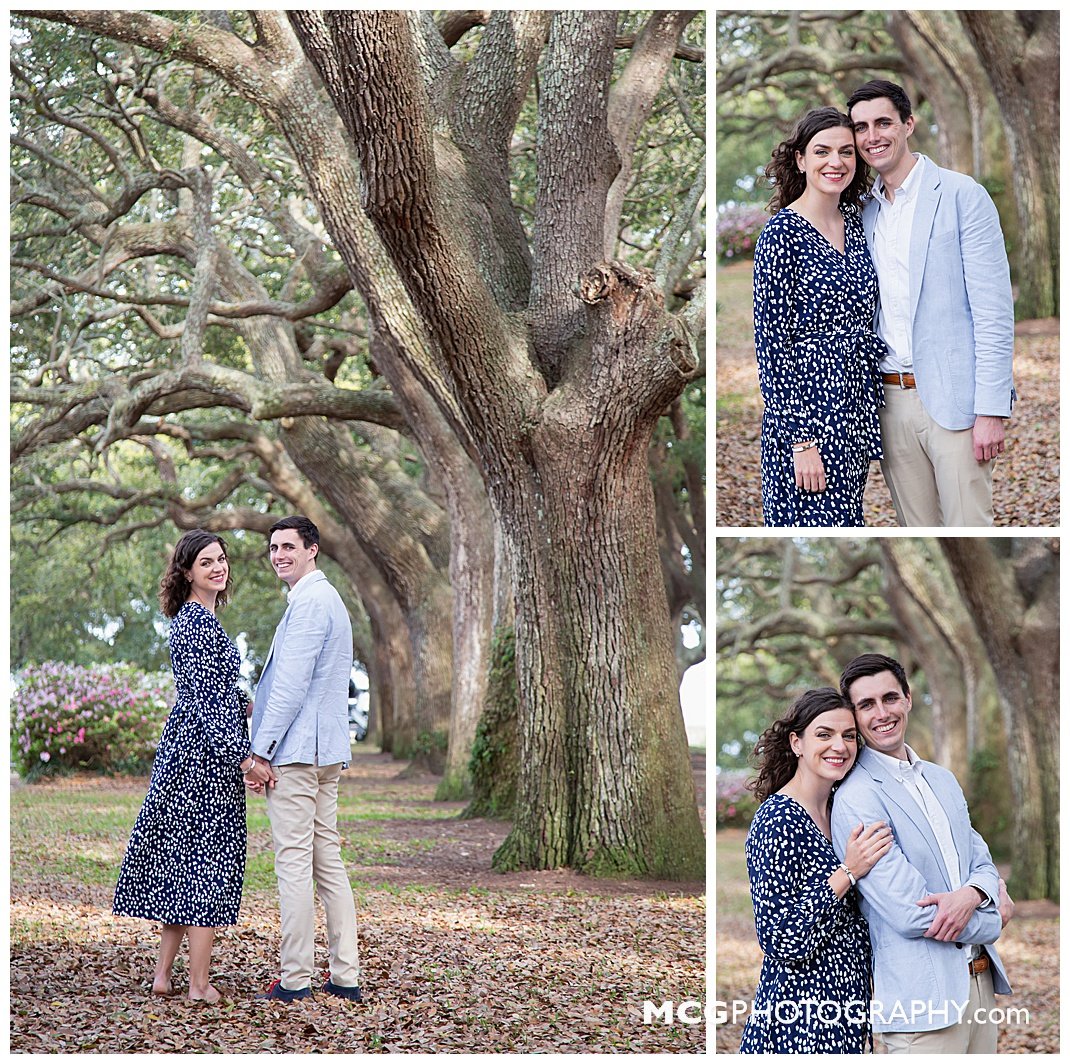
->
<box><xmin>871</xmin><ymin>744</ymin><xmax>982</xmax><ymax>959</ymax></box>
<box><xmin>871</xmin><ymin>154</ymin><xmax>923</xmax><ymax>373</ymax></box>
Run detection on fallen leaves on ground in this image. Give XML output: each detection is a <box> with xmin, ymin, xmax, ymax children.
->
<box><xmin>715</xmin><ymin>262</ymin><xmax>1060</xmax><ymax>527</ymax></box>
<box><xmin>10</xmin><ymin>753</ymin><xmax>707</xmax><ymax>1053</ymax></box>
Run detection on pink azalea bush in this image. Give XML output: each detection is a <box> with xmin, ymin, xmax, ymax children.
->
<box><xmin>716</xmin><ymin>204</ymin><xmax>768</xmax><ymax>264</ymax></box>
<box><xmin>716</xmin><ymin>770</ymin><xmax>759</xmax><ymax>828</ymax></box>
<box><xmin>12</xmin><ymin>662</ymin><xmax>173</xmax><ymax>779</ymax></box>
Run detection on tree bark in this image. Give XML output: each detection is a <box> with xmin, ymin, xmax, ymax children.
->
<box><xmin>960</xmin><ymin>11</ymin><xmax>1059</xmax><ymax>318</ymax></box>
<box><xmin>941</xmin><ymin>538</ymin><xmax>1059</xmax><ymax>900</ymax></box>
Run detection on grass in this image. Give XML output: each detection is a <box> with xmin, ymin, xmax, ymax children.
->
<box><xmin>11</xmin><ymin>776</ymin><xmax>458</xmax><ymax>895</ymax></box>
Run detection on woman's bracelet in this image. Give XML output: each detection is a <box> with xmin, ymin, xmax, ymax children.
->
<box><xmin>792</xmin><ymin>440</ymin><xmax>818</xmax><ymax>453</ymax></box>
<box><xmin>241</xmin><ymin>756</ymin><xmax>256</xmax><ymax>774</ymax></box>
<box><xmin>838</xmin><ymin>862</ymin><xmax>857</xmax><ymax>887</ymax></box>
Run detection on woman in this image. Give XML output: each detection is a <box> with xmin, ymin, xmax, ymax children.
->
<box><xmin>739</xmin><ymin>689</ymin><xmax>893</xmax><ymax>1053</ymax></box>
<box><xmin>114</xmin><ymin>530</ymin><xmax>259</xmax><ymax>1003</ymax></box>
<box><xmin>753</xmin><ymin>107</ymin><xmax>887</xmax><ymax>526</ymax></box>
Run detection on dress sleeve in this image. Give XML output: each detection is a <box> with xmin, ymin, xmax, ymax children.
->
<box><xmin>170</xmin><ymin>610</ymin><xmax>251</xmax><ymax>767</ymax></box>
<box><xmin>753</xmin><ymin>219</ymin><xmax>822</xmax><ymax>444</ymax></box>
<box><xmin>747</xmin><ymin>806</ymin><xmax>852</xmax><ymax>963</ymax></box>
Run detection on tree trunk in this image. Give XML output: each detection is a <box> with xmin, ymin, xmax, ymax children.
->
<box><xmin>961</xmin><ymin>11</ymin><xmax>1059</xmax><ymax>318</ymax></box>
<box><xmin>941</xmin><ymin>538</ymin><xmax>1059</xmax><ymax>900</ymax></box>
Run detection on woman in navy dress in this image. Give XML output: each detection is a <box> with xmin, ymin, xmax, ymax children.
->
<box><xmin>114</xmin><ymin>530</ymin><xmax>272</xmax><ymax>1002</ymax></box>
<box><xmin>753</xmin><ymin>107</ymin><xmax>887</xmax><ymax>526</ymax></box>
<box><xmin>739</xmin><ymin>689</ymin><xmax>893</xmax><ymax>1053</ymax></box>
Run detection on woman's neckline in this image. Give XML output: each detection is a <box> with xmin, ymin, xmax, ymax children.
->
<box><xmin>770</xmin><ymin>791</ymin><xmax>833</xmax><ymax>841</ymax></box>
<box><xmin>782</xmin><ymin>205</ymin><xmax>848</xmax><ymax>257</ymax></box>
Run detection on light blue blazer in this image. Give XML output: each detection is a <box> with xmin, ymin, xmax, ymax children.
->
<box><xmin>862</xmin><ymin>154</ymin><xmax>1015</xmax><ymax>431</ymax></box>
<box><xmin>831</xmin><ymin>747</ymin><xmax>1011</xmax><ymax>1034</ymax></box>
<box><xmin>252</xmin><ymin>570</ymin><xmax>353</xmax><ymax>767</ymax></box>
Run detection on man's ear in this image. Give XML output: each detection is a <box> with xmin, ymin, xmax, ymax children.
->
<box><xmin>309</xmin><ymin>543</ymin><xmax>319</xmax><ymax>559</ymax></box>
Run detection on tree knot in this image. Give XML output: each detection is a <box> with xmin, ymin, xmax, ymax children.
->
<box><xmin>576</xmin><ymin>260</ymin><xmax>661</xmax><ymax>308</ymax></box>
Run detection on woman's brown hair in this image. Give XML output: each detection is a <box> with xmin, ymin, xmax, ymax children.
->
<box><xmin>159</xmin><ymin>529</ymin><xmax>229</xmax><ymax>618</ymax></box>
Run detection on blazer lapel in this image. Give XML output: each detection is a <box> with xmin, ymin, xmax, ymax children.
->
<box><xmin>909</xmin><ymin>157</ymin><xmax>941</xmax><ymax>325</ymax></box>
<box><xmin>860</xmin><ymin>749</ymin><xmax>952</xmax><ymax>888</ymax></box>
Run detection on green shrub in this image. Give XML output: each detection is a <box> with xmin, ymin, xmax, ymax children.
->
<box><xmin>12</xmin><ymin>661</ymin><xmax>173</xmax><ymax>780</ymax></box>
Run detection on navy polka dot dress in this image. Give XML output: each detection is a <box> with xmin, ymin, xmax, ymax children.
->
<box><xmin>113</xmin><ymin>601</ymin><xmax>251</xmax><ymax>927</ymax></box>
<box><xmin>753</xmin><ymin>205</ymin><xmax>886</xmax><ymax>526</ymax></box>
<box><xmin>739</xmin><ymin>794</ymin><xmax>872</xmax><ymax>1054</ymax></box>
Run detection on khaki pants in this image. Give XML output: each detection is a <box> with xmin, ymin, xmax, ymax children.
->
<box><xmin>265</xmin><ymin>762</ymin><xmax>360</xmax><ymax>990</ymax></box>
<box><xmin>879</xmin><ymin>386</ymin><xmax>994</xmax><ymax>527</ymax></box>
<box><xmin>882</xmin><ymin>968</ymin><xmax>998</xmax><ymax>1054</ymax></box>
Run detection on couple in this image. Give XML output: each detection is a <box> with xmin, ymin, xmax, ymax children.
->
<box><xmin>113</xmin><ymin>517</ymin><xmax>362</xmax><ymax>1004</ymax></box>
<box><xmin>754</xmin><ymin>79</ymin><xmax>1016</xmax><ymax>528</ymax></box>
<box><xmin>740</xmin><ymin>654</ymin><xmax>1014</xmax><ymax>1054</ymax></box>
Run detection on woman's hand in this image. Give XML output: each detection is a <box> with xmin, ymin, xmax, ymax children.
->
<box><xmin>793</xmin><ymin>445</ymin><xmax>827</xmax><ymax>493</ymax></box>
<box><xmin>843</xmin><ymin>821</ymin><xmax>893</xmax><ymax>879</ymax></box>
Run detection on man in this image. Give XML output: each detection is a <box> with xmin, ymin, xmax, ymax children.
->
<box><xmin>248</xmin><ymin>515</ymin><xmax>362</xmax><ymax>1002</ymax></box>
<box><xmin>831</xmin><ymin>653</ymin><xmax>1012</xmax><ymax>1052</ymax></box>
<box><xmin>847</xmin><ymin>80</ymin><xmax>1015</xmax><ymax>526</ymax></box>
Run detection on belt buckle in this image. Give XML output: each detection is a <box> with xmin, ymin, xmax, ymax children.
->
<box><xmin>896</xmin><ymin>372</ymin><xmax>908</xmax><ymax>390</ymax></box>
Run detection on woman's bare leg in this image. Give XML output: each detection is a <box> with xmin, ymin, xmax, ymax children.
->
<box><xmin>153</xmin><ymin>924</ymin><xmax>186</xmax><ymax>995</ymax></box>
<box><xmin>186</xmin><ymin>926</ymin><xmax>220</xmax><ymax>1002</ymax></box>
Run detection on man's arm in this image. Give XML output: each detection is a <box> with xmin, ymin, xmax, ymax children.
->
<box><xmin>251</xmin><ymin>592</ymin><xmax>328</xmax><ymax>759</ymax></box>
<box><xmin>831</xmin><ymin>786</ymin><xmax>1000</xmax><ymax>943</ymax></box>
<box><xmin>958</xmin><ymin>179</ymin><xmax>1014</xmax><ymax>422</ymax></box>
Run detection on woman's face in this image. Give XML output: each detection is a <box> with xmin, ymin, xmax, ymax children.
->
<box><xmin>185</xmin><ymin>542</ymin><xmax>229</xmax><ymax>600</ymax></box>
<box><xmin>790</xmin><ymin>708</ymin><xmax>858</xmax><ymax>784</ymax></box>
<box><xmin>795</xmin><ymin>126</ymin><xmax>856</xmax><ymax>199</ymax></box>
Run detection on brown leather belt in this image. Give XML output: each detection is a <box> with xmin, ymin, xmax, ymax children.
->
<box><xmin>968</xmin><ymin>953</ymin><xmax>990</xmax><ymax>976</ymax></box>
<box><xmin>882</xmin><ymin>372</ymin><xmax>917</xmax><ymax>389</ymax></box>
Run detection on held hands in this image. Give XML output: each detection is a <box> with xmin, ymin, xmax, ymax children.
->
<box><xmin>793</xmin><ymin>445</ymin><xmax>827</xmax><ymax>493</ymax></box>
<box><xmin>242</xmin><ymin>755</ymin><xmax>278</xmax><ymax>795</ymax></box>
<box><xmin>843</xmin><ymin>821</ymin><xmax>894</xmax><ymax>878</ymax></box>
<box><xmin>916</xmin><ymin>884</ymin><xmax>984</xmax><ymax>941</ymax></box>
<box><xmin>972</xmin><ymin>415</ymin><xmax>1005</xmax><ymax>462</ymax></box>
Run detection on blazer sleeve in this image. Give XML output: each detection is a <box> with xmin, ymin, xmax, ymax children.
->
<box><xmin>251</xmin><ymin>590</ymin><xmax>328</xmax><ymax>759</ymax></box>
<box><xmin>831</xmin><ymin>784</ymin><xmax>1002</xmax><ymax>945</ymax></box>
<box><xmin>747</xmin><ymin>809</ymin><xmax>851</xmax><ymax>963</ymax></box>
<box><xmin>957</xmin><ymin>181</ymin><xmax>1015</xmax><ymax>416</ymax></box>
<box><xmin>753</xmin><ymin>220</ymin><xmax>823</xmax><ymax>444</ymax></box>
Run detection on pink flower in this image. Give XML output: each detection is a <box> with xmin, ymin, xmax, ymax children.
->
<box><xmin>75</xmin><ymin>728</ymin><xmax>86</xmax><ymax>744</ymax></box>
<box><xmin>40</xmin><ymin>751</ymin><xmax>51</xmax><ymax>762</ymax></box>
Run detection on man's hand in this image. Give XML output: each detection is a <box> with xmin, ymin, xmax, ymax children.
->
<box><xmin>998</xmin><ymin>877</ymin><xmax>1015</xmax><ymax>928</ymax></box>
<box><xmin>916</xmin><ymin>884</ymin><xmax>983</xmax><ymax>941</ymax></box>
<box><xmin>972</xmin><ymin>415</ymin><xmax>1005</xmax><ymax>462</ymax></box>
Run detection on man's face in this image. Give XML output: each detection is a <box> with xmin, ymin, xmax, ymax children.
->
<box><xmin>850</xmin><ymin>97</ymin><xmax>915</xmax><ymax>178</ymax></box>
<box><xmin>269</xmin><ymin>529</ymin><xmax>318</xmax><ymax>588</ymax></box>
<box><xmin>847</xmin><ymin>669</ymin><xmax>912</xmax><ymax>759</ymax></box>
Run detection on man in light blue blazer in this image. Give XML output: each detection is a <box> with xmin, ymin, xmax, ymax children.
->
<box><xmin>832</xmin><ymin>653</ymin><xmax>1013</xmax><ymax>1053</ymax></box>
<box><xmin>247</xmin><ymin>515</ymin><xmax>361</xmax><ymax>1003</ymax></box>
<box><xmin>847</xmin><ymin>80</ymin><xmax>1015</xmax><ymax>527</ymax></box>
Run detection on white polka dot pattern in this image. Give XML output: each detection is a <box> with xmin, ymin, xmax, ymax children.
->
<box><xmin>753</xmin><ymin>205</ymin><xmax>887</xmax><ymax>527</ymax></box>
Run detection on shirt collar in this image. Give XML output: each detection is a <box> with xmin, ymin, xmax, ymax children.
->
<box><xmin>874</xmin><ymin>152</ymin><xmax>922</xmax><ymax>202</ymax></box>
<box><xmin>869</xmin><ymin>742</ymin><xmax>921</xmax><ymax>778</ymax></box>
<box><xmin>287</xmin><ymin>568</ymin><xmax>325</xmax><ymax>603</ymax></box>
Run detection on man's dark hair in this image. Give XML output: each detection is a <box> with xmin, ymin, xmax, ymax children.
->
<box><xmin>269</xmin><ymin>515</ymin><xmax>320</xmax><ymax>550</ymax></box>
<box><xmin>846</xmin><ymin>79</ymin><xmax>913</xmax><ymax>122</ymax></box>
<box><xmin>839</xmin><ymin>653</ymin><xmax>910</xmax><ymax>705</ymax></box>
